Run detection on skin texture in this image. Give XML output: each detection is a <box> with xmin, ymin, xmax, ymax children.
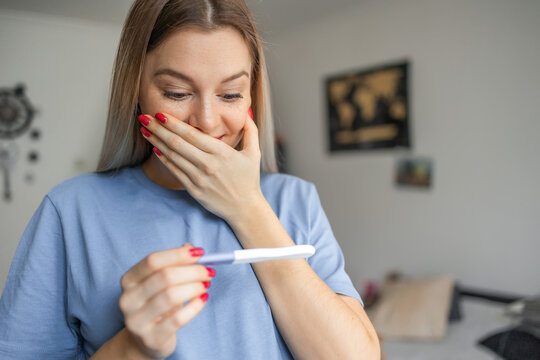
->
<box><xmin>100</xmin><ymin>27</ymin><xmax>381</xmax><ymax>359</ymax></box>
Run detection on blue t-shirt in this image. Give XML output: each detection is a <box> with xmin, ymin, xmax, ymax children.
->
<box><xmin>0</xmin><ymin>165</ymin><xmax>361</xmax><ymax>359</ymax></box>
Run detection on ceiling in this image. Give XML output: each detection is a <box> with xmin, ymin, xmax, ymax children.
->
<box><xmin>0</xmin><ymin>0</ymin><xmax>359</xmax><ymax>38</ymax></box>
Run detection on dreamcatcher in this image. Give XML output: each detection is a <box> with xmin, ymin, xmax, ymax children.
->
<box><xmin>0</xmin><ymin>84</ymin><xmax>40</xmax><ymax>201</ymax></box>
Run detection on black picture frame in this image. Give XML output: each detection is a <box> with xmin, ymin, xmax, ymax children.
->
<box><xmin>325</xmin><ymin>61</ymin><xmax>411</xmax><ymax>152</ymax></box>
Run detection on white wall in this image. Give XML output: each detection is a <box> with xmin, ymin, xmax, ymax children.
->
<box><xmin>0</xmin><ymin>10</ymin><xmax>121</xmax><ymax>289</ymax></box>
<box><xmin>266</xmin><ymin>0</ymin><xmax>540</xmax><ymax>296</ymax></box>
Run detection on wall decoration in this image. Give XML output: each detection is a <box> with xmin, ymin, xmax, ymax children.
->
<box><xmin>326</xmin><ymin>61</ymin><xmax>410</xmax><ymax>152</ymax></box>
<box><xmin>395</xmin><ymin>157</ymin><xmax>433</xmax><ymax>189</ymax></box>
<box><xmin>0</xmin><ymin>84</ymin><xmax>39</xmax><ymax>201</ymax></box>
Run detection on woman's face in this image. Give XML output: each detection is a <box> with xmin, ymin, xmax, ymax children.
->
<box><xmin>139</xmin><ymin>27</ymin><xmax>252</xmax><ymax>148</ymax></box>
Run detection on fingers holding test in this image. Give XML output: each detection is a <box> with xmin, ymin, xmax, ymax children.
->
<box><xmin>120</xmin><ymin>263</ymin><xmax>212</xmax><ymax>316</ymax></box>
<box><xmin>125</xmin><ymin>280</ymin><xmax>208</xmax><ymax>334</ymax></box>
<box><xmin>121</xmin><ymin>244</ymin><xmax>201</xmax><ymax>291</ymax></box>
<box><xmin>119</xmin><ymin>243</ymin><xmax>214</xmax><ymax>356</ymax></box>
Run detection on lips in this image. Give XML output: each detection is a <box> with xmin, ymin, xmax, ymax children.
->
<box><xmin>213</xmin><ymin>135</ymin><xmax>225</xmax><ymax>141</ymax></box>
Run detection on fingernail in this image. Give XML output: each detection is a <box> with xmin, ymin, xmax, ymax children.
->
<box><xmin>138</xmin><ymin>114</ymin><xmax>150</xmax><ymax>126</ymax></box>
<box><xmin>200</xmin><ymin>293</ymin><xmax>209</xmax><ymax>302</ymax></box>
<box><xmin>189</xmin><ymin>248</ymin><xmax>204</xmax><ymax>257</ymax></box>
<box><xmin>140</xmin><ymin>127</ymin><xmax>152</xmax><ymax>137</ymax></box>
<box><xmin>155</xmin><ymin>113</ymin><xmax>167</xmax><ymax>123</ymax></box>
<box><xmin>153</xmin><ymin>147</ymin><xmax>162</xmax><ymax>156</ymax></box>
<box><xmin>248</xmin><ymin>107</ymin><xmax>253</xmax><ymax>119</ymax></box>
<box><xmin>203</xmin><ymin>281</ymin><xmax>211</xmax><ymax>289</ymax></box>
<box><xmin>206</xmin><ymin>267</ymin><xmax>216</xmax><ymax>278</ymax></box>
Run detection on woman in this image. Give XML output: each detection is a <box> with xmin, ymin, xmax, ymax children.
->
<box><xmin>0</xmin><ymin>0</ymin><xmax>379</xmax><ymax>359</ymax></box>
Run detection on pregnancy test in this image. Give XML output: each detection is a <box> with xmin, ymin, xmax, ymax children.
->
<box><xmin>196</xmin><ymin>245</ymin><xmax>316</xmax><ymax>265</ymax></box>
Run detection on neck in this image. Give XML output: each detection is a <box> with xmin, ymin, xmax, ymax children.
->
<box><xmin>141</xmin><ymin>155</ymin><xmax>185</xmax><ymax>190</ymax></box>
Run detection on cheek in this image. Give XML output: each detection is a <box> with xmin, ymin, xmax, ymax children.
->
<box><xmin>138</xmin><ymin>86</ymin><xmax>164</xmax><ymax>115</ymax></box>
<box><xmin>224</xmin><ymin>108</ymin><xmax>247</xmax><ymax>132</ymax></box>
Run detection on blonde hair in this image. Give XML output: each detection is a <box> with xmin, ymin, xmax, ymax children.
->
<box><xmin>95</xmin><ymin>0</ymin><xmax>277</xmax><ymax>173</ymax></box>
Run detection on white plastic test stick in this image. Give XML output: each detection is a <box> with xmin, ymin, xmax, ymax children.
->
<box><xmin>196</xmin><ymin>245</ymin><xmax>316</xmax><ymax>265</ymax></box>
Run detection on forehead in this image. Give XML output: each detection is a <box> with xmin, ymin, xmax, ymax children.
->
<box><xmin>146</xmin><ymin>27</ymin><xmax>252</xmax><ymax>78</ymax></box>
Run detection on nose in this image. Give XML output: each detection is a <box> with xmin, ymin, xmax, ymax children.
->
<box><xmin>187</xmin><ymin>98</ymin><xmax>219</xmax><ymax>134</ymax></box>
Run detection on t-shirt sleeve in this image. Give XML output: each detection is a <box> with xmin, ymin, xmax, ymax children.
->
<box><xmin>304</xmin><ymin>184</ymin><xmax>364</xmax><ymax>306</ymax></box>
<box><xmin>0</xmin><ymin>195</ymin><xmax>83</xmax><ymax>359</ymax></box>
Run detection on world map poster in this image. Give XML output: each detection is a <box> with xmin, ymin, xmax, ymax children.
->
<box><xmin>326</xmin><ymin>61</ymin><xmax>411</xmax><ymax>152</ymax></box>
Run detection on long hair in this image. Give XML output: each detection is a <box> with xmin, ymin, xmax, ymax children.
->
<box><xmin>95</xmin><ymin>0</ymin><xmax>277</xmax><ymax>173</ymax></box>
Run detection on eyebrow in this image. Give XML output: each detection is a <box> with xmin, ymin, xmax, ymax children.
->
<box><xmin>153</xmin><ymin>68</ymin><xmax>249</xmax><ymax>84</ymax></box>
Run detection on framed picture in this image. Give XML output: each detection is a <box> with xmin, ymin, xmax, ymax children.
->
<box><xmin>395</xmin><ymin>157</ymin><xmax>433</xmax><ymax>189</ymax></box>
<box><xmin>325</xmin><ymin>61</ymin><xmax>410</xmax><ymax>152</ymax></box>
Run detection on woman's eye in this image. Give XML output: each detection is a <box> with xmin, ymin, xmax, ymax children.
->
<box><xmin>163</xmin><ymin>92</ymin><xmax>243</xmax><ymax>102</ymax></box>
<box><xmin>222</xmin><ymin>93</ymin><xmax>243</xmax><ymax>101</ymax></box>
<box><xmin>164</xmin><ymin>92</ymin><xmax>189</xmax><ymax>101</ymax></box>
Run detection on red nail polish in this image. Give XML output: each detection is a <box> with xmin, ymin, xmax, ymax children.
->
<box><xmin>140</xmin><ymin>127</ymin><xmax>152</xmax><ymax>137</ymax></box>
<box><xmin>206</xmin><ymin>267</ymin><xmax>216</xmax><ymax>278</ymax></box>
<box><xmin>155</xmin><ymin>113</ymin><xmax>167</xmax><ymax>123</ymax></box>
<box><xmin>189</xmin><ymin>248</ymin><xmax>204</xmax><ymax>257</ymax></box>
<box><xmin>203</xmin><ymin>281</ymin><xmax>211</xmax><ymax>289</ymax></box>
<box><xmin>200</xmin><ymin>293</ymin><xmax>209</xmax><ymax>302</ymax></box>
<box><xmin>138</xmin><ymin>115</ymin><xmax>150</xmax><ymax>126</ymax></box>
<box><xmin>153</xmin><ymin>147</ymin><xmax>162</xmax><ymax>156</ymax></box>
<box><xmin>248</xmin><ymin>107</ymin><xmax>253</xmax><ymax>119</ymax></box>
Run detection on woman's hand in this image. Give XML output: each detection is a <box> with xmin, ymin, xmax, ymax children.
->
<box><xmin>118</xmin><ymin>244</ymin><xmax>214</xmax><ymax>359</ymax></box>
<box><xmin>138</xmin><ymin>110</ymin><xmax>266</xmax><ymax>224</ymax></box>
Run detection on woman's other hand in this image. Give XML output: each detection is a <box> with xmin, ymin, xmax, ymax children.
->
<box><xmin>139</xmin><ymin>110</ymin><xmax>266</xmax><ymax>224</ymax></box>
<box><xmin>118</xmin><ymin>244</ymin><xmax>214</xmax><ymax>359</ymax></box>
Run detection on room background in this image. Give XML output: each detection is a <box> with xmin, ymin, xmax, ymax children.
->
<box><xmin>1</xmin><ymin>0</ymin><xmax>539</xmax><ymax>296</ymax></box>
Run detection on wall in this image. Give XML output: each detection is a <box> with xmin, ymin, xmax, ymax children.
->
<box><xmin>266</xmin><ymin>0</ymin><xmax>540</xmax><ymax>295</ymax></box>
<box><xmin>0</xmin><ymin>10</ymin><xmax>121</xmax><ymax>290</ymax></box>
